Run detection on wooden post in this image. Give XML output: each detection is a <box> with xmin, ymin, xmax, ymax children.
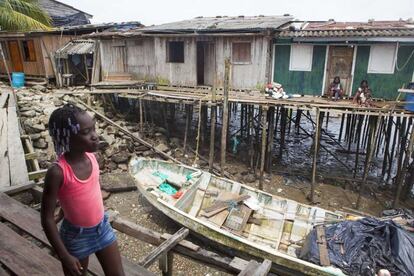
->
<box><xmin>338</xmin><ymin>113</ymin><xmax>345</xmax><ymax>142</ymax></box>
<box><xmin>249</xmin><ymin>105</ymin><xmax>255</xmax><ymax>169</ymax></box>
<box><xmin>279</xmin><ymin>107</ymin><xmax>287</xmax><ymax>158</ymax></box>
<box><xmin>356</xmin><ymin>115</ymin><xmax>381</xmax><ymax>209</ymax></box>
<box><xmin>266</xmin><ymin>106</ymin><xmax>275</xmax><ymax>172</ymax></box>
<box><xmin>0</xmin><ymin>43</ymin><xmax>12</xmax><ymax>87</ymax></box>
<box><xmin>209</xmin><ymin>85</ymin><xmax>217</xmax><ymax>172</ymax></box>
<box><xmin>311</xmin><ymin>108</ymin><xmax>321</xmax><ymax>203</ymax></box>
<box><xmin>183</xmin><ymin>105</ymin><xmax>191</xmax><ymax>154</ymax></box>
<box><xmin>139</xmin><ymin>99</ymin><xmax>144</xmax><ymax>131</ymax></box>
<box><xmin>221</xmin><ymin>58</ymin><xmax>230</xmax><ymax>176</ymax></box>
<box><xmin>259</xmin><ymin>106</ymin><xmax>268</xmax><ymax>189</ymax></box>
<box><xmin>159</xmin><ymin>252</ymin><xmax>174</xmax><ymax>276</ymax></box>
<box><xmin>353</xmin><ymin>115</ymin><xmax>364</xmax><ymax>178</ymax></box>
<box><xmin>393</xmin><ymin>120</ymin><xmax>413</xmax><ymax>207</ymax></box>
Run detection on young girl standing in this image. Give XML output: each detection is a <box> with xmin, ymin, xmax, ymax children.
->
<box><xmin>41</xmin><ymin>104</ymin><xmax>125</xmax><ymax>276</ymax></box>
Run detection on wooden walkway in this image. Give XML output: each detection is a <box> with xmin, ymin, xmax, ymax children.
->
<box><xmin>0</xmin><ymin>192</ymin><xmax>155</xmax><ymax>276</ymax></box>
<box><xmin>0</xmin><ymin>91</ymin><xmax>29</xmax><ymax>189</ymax></box>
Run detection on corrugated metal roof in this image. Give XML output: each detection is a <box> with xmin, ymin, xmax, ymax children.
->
<box><xmin>56</xmin><ymin>40</ymin><xmax>95</xmax><ymax>58</ymax></box>
<box><xmin>139</xmin><ymin>15</ymin><xmax>293</xmax><ymax>33</ymax></box>
<box><xmin>279</xmin><ymin>20</ymin><xmax>414</xmax><ymax>38</ymax></box>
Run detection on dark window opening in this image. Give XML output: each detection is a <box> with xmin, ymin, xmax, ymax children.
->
<box><xmin>167</xmin><ymin>41</ymin><xmax>184</xmax><ymax>63</ymax></box>
<box><xmin>232</xmin><ymin>42</ymin><xmax>251</xmax><ymax>63</ymax></box>
<box><xmin>22</xmin><ymin>40</ymin><xmax>36</xmax><ymax>62</ymax></box>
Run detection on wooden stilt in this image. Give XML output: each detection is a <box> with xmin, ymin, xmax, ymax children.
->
<box><xmin>139</xmin><ymin>99</ymin><xmax>144</xmax><ymax>131</ymax></box>
<box><xmin>249</xmin><ymin>105</ymin><xmax>255</xmax><ymax>169</ymax></box>
<box><xmin>353</xmin><ymin>115</ymin><xmax>364</xmax><ymax>178</ymax></box>
<box><xmin>183</xmin><ymin>105</ymin><xmax>191</xmax><ymax>154</ymax></box>
<box><xmin>209</xmin><ymin>86</ymin><xmax>217</xmax><ymax>172</ymax></box>
<box><xmin>311</xmin><ymin>108</ymin><xmax>321</xmax><ymax>204</ymax></box>
<box><xmin>259</xmin><ymin>106</ymin><xmax>268</xmax><ymax>189</ymax></box>
<box><xmin>295</xmin><ymin>109</ymin><xmax>302</xmax><ymax>135</ymax></box>
<box><xmin>159</xmin><ymin>252</ymin><xmax>174</xmax><ymax>276</ymax></box>
<box><xmin>356</xmin><ymin>115</ymin><xmax>381</xmax><ymax>209</ymax></box>
<box><xmin>279</xmin><ymin>107</ymin><xmax>286</xmax><ymax>158</ymax></box>
<box><xmin>266</xmin><ymin>106</ymin><xmax>275</xmax><ymax>172</ymax></box>
<box><xmin>382</xmin><ymin>115</ymin><xmax>393</xmax><ymax>177</ymax></box>
<box><xmin>394</xmin><ymin>124</ymin><xmax>414</xmax><ymax>207</ymax></box>
<box><xmin>338</xmin><ymin>113</ymin><xmax>345</xmax><ymax>142</ymax></box>
<box><xmin>221</xmin><ymin>59</ymin><xmax>230</xmax><ymax>176</ymax></box>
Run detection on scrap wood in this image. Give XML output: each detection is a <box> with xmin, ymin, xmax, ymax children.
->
<box><xmin>202</xmin><ymin>194</ymin><xmax>250</xmax><ymax>213</ymax></box>
<box><xmin>315</xmin><ymin>225</ymin><xmax>330</xmax><ymax>267</ymax></box>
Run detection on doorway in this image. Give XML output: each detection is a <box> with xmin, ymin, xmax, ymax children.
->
<box><xmin>325</xmin><ymin>46</ymin><xmax>354</xmax><ymax>96</ymax></box>
<box><xmin>8</xmin><ymin>40</ymin><xmax>23</xmax><ymax>72</ymax></box>
<box><xmin>196</xmin><ymin>41</ymin><xmax>215</xmax><ymax>86</ymax></box>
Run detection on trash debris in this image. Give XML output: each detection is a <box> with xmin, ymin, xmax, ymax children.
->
<box><xmin>300</xmin><ymin>217</ymin><xmax>414</xmax><ymax>276</ymax></box>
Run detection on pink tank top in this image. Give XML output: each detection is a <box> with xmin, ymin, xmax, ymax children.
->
<box><xmin>56</xmin><ymin>152</ymin><xmax>104</xmax><ymax>227</ymax></box>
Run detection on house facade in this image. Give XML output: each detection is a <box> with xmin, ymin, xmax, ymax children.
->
<box><xmin>94</xmin><ymin>15</ymin><xmax>293</xmax><ymax>89</ymax></box>
<box><xmin>272</xmin><ymin>20</ymin><xmax>414</xmax><ymax>99</ymax></box>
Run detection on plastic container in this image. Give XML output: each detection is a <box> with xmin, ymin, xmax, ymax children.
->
<box><xmin>404</xmin><ymin>82</ymin><xmax>414</xmax><ymax>112</ymax></box>
<box><xmin>11</xmin><ymin>72</ymin><xmax>25</xmax><ymax>88</ymax></box>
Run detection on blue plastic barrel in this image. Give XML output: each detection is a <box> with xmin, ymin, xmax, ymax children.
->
<box><xmin>405</xmin><ymin>82</ymin><xmax>414</xmax><ymax>112</ymax></box>
<box><xmin>12</xmin><ymin>72</ymin><xmax>25</xmax><ymax>88</ymax></box>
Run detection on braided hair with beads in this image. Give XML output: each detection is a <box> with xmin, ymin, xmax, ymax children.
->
<box><xmin>48</xmin><ymin>104</ymin><xmax>83</xmax><ymax>156</ymax></box>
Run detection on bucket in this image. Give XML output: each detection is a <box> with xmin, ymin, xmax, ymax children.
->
<box><xmin>404</xmin><ymin>82</ymin><xmax>414</xmax><ymax>112</ymax></box>
<box><xmin>11</xmin><ymin>72</ymin><xmax>25</xmax><ymax>88</ymax></box>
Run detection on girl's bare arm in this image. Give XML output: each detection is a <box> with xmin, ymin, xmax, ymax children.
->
<box><xmin>41</xmin><ymin>165</ymin><xmax>82</xmax><ymax>275</ymax></box>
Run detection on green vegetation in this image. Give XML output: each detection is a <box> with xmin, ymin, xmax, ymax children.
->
<box><xmin>0</xmin><ymin>0</ymin><xmax>51</xmax><ymax>31</ymax></box>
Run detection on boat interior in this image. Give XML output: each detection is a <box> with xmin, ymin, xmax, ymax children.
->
<box><xmin>130</xmin><ymin>158</ymin><xmax>344</xmax><ymax>257</ymax></box>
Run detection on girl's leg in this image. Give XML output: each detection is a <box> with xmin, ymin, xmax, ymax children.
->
<box><xmin>95</xmin><ymin>241</ymin><xmax>125</xmax><ymax>276</ymax></box>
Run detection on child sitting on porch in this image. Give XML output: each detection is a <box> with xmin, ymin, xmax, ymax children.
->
<box><xmin>353</xmin><ymin>80</ymin><xmax>373</xmax><ymax>106</ymax></box>
<box><xmin>41</xmin><ymin>104</ymin><xmax>125</xmax><ymax>276</ymax></box>
<box><xmin>327</xmin><ymin>76</ymin><xmax>344</xmax><ymax>100</ymax></box>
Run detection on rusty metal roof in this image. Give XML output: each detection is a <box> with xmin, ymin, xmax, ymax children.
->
<box><xmin>56</xmin><ymin>39</ymin><xmax>95</xmax><ymax>58</ymax></box>
<box><xmin>135</xmin><ymin>15</ymin><xmax>293</xmax><ymax>33</ymax></box>
<box><xmin>279</xmin><ymin>20</ymin><xmax>414</xmax><ymax>38</ymax></box>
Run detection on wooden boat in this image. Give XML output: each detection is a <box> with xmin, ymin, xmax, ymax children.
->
<box><xmin>129</xmin><ymin>157</ymin><xmax>347</xmax><ymax>275</ymax></box>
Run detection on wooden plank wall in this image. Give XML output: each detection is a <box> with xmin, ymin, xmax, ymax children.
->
<box><xmin>0</xmin><ymin>91</ymin><xmax>29</xmax><ymax>188</ymax></box>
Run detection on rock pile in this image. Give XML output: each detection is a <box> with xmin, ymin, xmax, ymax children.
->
<box><xmin>16</xmin><ymin>88</ymin><xmax>177</xmax><ymax>174</ymax></box>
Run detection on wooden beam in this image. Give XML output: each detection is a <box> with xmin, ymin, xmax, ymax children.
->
<box><xmin>221</xmin><ymin>58</ymin><xmax>230</xmax><ymax>176</ymax></box>
<box><xmin>0</xmin><ymin>181</ymin><xmax>40</xmax><ymax>195</ymax></box>
<box><xmin>238</xmin><ymin>260</ymin><xmax>260</xmax><ymax>276</ymax></box>
<box><xmin>253</xmin><ymin>259</ymin><xmax>272</xmax><ymax>276</ymax></box>
<box><xmin>7</xmin><ymin>107</ymin><xmax>29</xmax><ymax>186</ymax></box>
<box><xmin>28</xmin><ymin>169</ymin><xmax>47</xmax><ymax>181</ymax></box>
<box><xmin>0</xmin><ymin>222</ymin><xmax>64</xmax><ymax>276</ymax></box>
<box><xmin>315</xmin><ymin>225</ymin><xmax>330</xmax><ymax>267</ymax></box>
<box><xmin>139</xmin><ymin>228</ymin><xmax>189</xmax><ymax>268</ymax></box>
<box><xmin>311</xmin><ymin>108</ymin><xmax>321</xmax><ymax>203</ymax></box>
<box><xmin>259</xmin><ymin>106</ymin><xmax>268</xmax><ymax>189</ymax></box>
<box><xmin>108</xmin><ymin>212</ymin><xmax>241</xmax><ymax>274</ymax></box>
<box><xmin>0</xmin><ymin>108</ymin><xmax>10</xmax><ymax>188</ymax></box>
<box><xmin>24</xmin><ymin>152</ymin><xmax>38</xmax><ymax>160</ymax></box>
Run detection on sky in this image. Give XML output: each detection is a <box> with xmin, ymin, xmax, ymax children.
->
<box><xmin>62</xmin><ymin>0</ymin><xmax>414</xmax><ymax>26</ymax></box>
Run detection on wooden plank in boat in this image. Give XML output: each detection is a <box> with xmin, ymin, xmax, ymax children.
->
<box><xmin>223</xmin><ymin>205</ymin><xmax>252</xmax><ymax>234</ymax></box>
<box><xmin>188</xmin><ymin>172</ymin><xmax>211</xmax><ymax>216</ymax></box>
<box><xmin>203</xmin><ymin>194</ymin><xmax>250</xmax><ymax>213</ymax></box>
<box><xmin>208</xmin><ymin>209</ymin><xmax>230</xmax><ymax>227</ymax></box>
<box><xmin>207</xmin><ymin>192</ymin><xmax>236</xmax><ymax>226</ymax></box>
<box><xmin>0</xmin><ymin>222</ymin><xmax>64</xmax><ymax>276</ymax></box>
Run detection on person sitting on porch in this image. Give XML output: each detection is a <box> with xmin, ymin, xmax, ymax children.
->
<box><xmin>327</xmin><ymin>76</ymin><xmax>344</xmax><ymax>100</ymax></box>
<box><xmin>353</xmin><ymin>80</ymin><xmax>373</xmax><ymax>106</ymax></box>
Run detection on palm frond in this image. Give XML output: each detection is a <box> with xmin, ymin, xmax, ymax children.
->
<box><xmin>0</xmin><ymin>0</ymin><xmax>51</xmax><ymax>31</ymax></box>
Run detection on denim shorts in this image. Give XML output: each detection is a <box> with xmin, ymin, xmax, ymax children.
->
<box><xmin>60</xmin><ymin>212</ymin><xmax>117</xmax><ymax>260</ymax></box>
